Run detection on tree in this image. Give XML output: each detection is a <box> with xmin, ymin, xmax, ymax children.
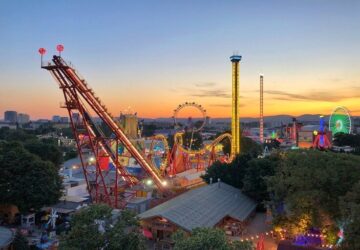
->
<box><xmin>0</xmin><ymin>141</ymin><xmax>62</xmax><ymax>212</ymax></box>
<box><xmin>221</xmin><ymin>135</ymin><xmax>262</xmax><ymax>157</ymax></box>
<box><xmin>58</xmin><ymin>127</ymin><xmax>74</xmax><ymax>139</ymax></box>
<box><xmin>242</xmin><ymin>155</ymin><xmax>279</xmax><ymax>206</ymax></box>
<box><xmin>24</xmin><ymin>139</ymin><xmax>63</xmax><ymax>166</ymax></box>
<box><xmin>267</xmin><ymin>150</ymin><xmax>360</xmax><ymax>239</ymax></box>
<box><xmin>60</xmin><ymin>204</ymin><xmax>112</xmax><ymax>250</ymax></box>
<box><xmin>339</xmin><ymin>181</ymin><xmax>360</xmax><ymax>250</ymax></box>
<box><xmin>333</xmin><ymin>133</ymin><xmax>360</xmax><ymax>155</ymax></box>
<box><xmin>172</xmin><ymin>228</ymin><xmax>229</xmax><ymax>250</ymax></box>
<box><xmin>202</xmin><ymin>154</ymin><xmax>253</xmax><ymax>189</ymax></box>
<box><xmin>0</xmin><ymin>127</ymin><xmax>36</xmax><ymax>142</ymax></box>
<box><xmin>12</xmin><ymin>230</ymin><xmax>30</xmax><ymax>250</ymax></box>
<box><xmin>230</xmin><ymin>240</ymin><xmax>253</xmax><ymax>250</ymax></box>
<box><xmin>172</xmin><ymin>228</ymin><xmax>253</xmax><ymax>250</ymax></box>
<box><xmin>202</xmin><ymin>153</ymin><xmax>278</xmax><ymax>210</ymax></box>
<box><xmin>60</xmin><ymin>204</ymin><xmax>145</xmax><ymax>250</ymax></box>
<box><xmin>333</xmin><ymin>133</ymin><xmax>360</xmax><ymax>147</ymax></box>
<box><xmin>33</xmin><ymin>123</ymin><xmax>56</xmax><ymax>135</ymax></box>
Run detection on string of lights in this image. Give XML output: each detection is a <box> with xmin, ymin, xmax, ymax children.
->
<box><xmin>237</xmin><ymin>230</ymin><xmax>333</xmax><ymax>249</ymax></box>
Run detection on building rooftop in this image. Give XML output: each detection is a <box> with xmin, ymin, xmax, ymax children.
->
<box><xmin>138</xmin><ymin>182</ymin><xmax>256</xmax><ymax>231</ymax></box>
<box><xmin>0</xmin><ymin>226</ymin><xmax>14</xmax><ymax>248</ymax></box>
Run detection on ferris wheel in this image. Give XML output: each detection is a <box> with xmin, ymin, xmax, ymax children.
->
<box><xmin>173</xmin><ymin>102</ymin><xmax>207</xmax><ymax>132</ymax></box>
<box><xmin>329</xmin><ymin>106</ymin><xmax>352</xmax><ymax>135</ymax></box>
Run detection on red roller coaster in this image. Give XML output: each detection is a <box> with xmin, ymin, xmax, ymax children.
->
<box><xmin>41</xmin><ymin>52</ymin><xmax>167</xmax><ymax>208</ymax></box>
<box><xmin>41</xmin><ymin>47</ymin><xmax>232</xmax><ymax>207</ymax></box>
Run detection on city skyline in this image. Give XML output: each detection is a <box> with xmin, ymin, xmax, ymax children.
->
<box><xmin>1</xmin><ymin>1</ymin><xmax>359</xmax><ymax>119</ymax></box>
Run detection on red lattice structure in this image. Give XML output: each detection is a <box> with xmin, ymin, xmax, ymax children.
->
<box><xmin>41</xmin><ymin>54</ymin><xmax>166</xmax><ymax>208</ymax></box>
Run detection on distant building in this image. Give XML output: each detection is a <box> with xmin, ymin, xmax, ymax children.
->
<box><xmin>36</xmin><ymin>119</ymin><xmax>50</xmax><ymax>123</ymax></box>
<box><xmin>52</xmin><ymin>115</ymin><xmax>61</xmax><ymax>123</ymax></box>
<box><xmin>4</xmin><ymin>111</ymin><xmax>17</xmax><ymax>123</ymax></box>
<box><xmin>60</xmin><ymin>117</ymin><xmax>69</xmax><ymax>123</ymax></box>
<box><xmin>52</xmin><ymin>115</ymin><xmax>69</xmax><ymax>123</ymax></box>
<box><xmin>17</xmin><ymin>113</ymin><xmax>30</xmax><ymax>124</ymax></box>
<box><xmin>0</xmin><ymin>122</ymin><xmax>16</xmax><ymax>129</ymax></box>
<box><xmin>119</xmin><ymin>113</ymin><xmax>139</xmax><ymax>138</ymax></box>
<box><xmin>298</xmin><ymin>125</ymin><xmax>317</xmax><ymax>148</ymax></box>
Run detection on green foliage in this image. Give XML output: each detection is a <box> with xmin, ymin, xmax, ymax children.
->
<box><xmin>172</xmin><ymin>228</ymin><xmax>229</xmax><ymax>250</ymax></box>
<box><xmin>24</xmin><ymin>139</ymin><xmax>63</xmax><ymax>166</ymax></box>
<box><xmin>12</xmin><ymin>230</ymin><xmax>30</xmax><ymax>250</ymax></box>
<box><xmin>58</xmin><ymin>127</ymin><xmax>74</xmax><ymax>139</ymax></box>
<box><xmin>31</xmin><ymin>123</ymin><xmax>55</xmax><ymax>135</ymax></box>
<box><xmin>242</xmin><ymin>155</ymin><xmax>279</xmax><ymax>204</ymax></box>
<box><xmin>267</xmin><ymin>150</ymin><xmax>360</xmax><ymax>234</ymax></box>
<box><xmin>172</xmin><ymin>228</ymin><xmax>253</xmax><ymax>250</ymax></box>
<box><xmin>229</xmin><ymin>240</ymin><xmax>253</xmax><ymax>250</ymax></box>
<box><xmin>0</xmin><ymin>127</ymin><xmax>64</xmax><ymax>166</ymax></box>
<box><xmin>333</xmin><ymin>133</ymin><xmax>360</xmax><ymax>155</ymax></box>
<box><xmin>0</xmin><ymin>127</ymin><xmax>36</xmax><ymax>141</ymax></box>
<box><xmin>333</xmin><ymin>133</ymin><xmax>360</xmax><ymax>147</ymax></box>
<box><xmin>339</xmin><ymin>181</ymin><xmax>360</xmax><ymax>250</ymax></box>
<box><xmin>202</xmin><ymin>154</ymin><xmax>278</xmax><ymax>209</ymax></box>
<box><xmin>221</xmin><ymin>135</ymin><xmax>262</xmax><ymax>157</ymax></box>
<box><xmin>202</xmin><ymin>154</ymin><xmax>252</xmax><ymax>189</ymax></box>
<box><xmin>63</xmin><ymin>148</ymin><xmax>78</xmax><ymax>161</ymax></box>
<box><xmin>60</xmin><ymin>204</ymin><xmax>145</xmax><ymax>250</ymax></box>
<box><xmin>0</xmin><ymin>141</ymin><xmax>62</xmax><ymax>212</ymax></box>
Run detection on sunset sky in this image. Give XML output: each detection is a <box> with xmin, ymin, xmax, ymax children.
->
<box><xmin>0</xmin><ymin>0</ymin><xmax>359</xmax><ymax>119</ymax></box>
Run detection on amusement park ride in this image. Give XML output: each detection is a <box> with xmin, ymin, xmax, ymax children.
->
<box><xmin>312</xmin><ymin>116</ymin><xmax>331</xmax><ymax>149</ymax></box>
<box><xmin>39</xmin><ymin>46</ymin><xmax>240</xmax><ymax>208</ymax></box>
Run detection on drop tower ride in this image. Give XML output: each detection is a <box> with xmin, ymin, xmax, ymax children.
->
<box><xmin>230</xmin><ymin>54</ymin><xmax>242</xmax><ymax>158</ymax></box>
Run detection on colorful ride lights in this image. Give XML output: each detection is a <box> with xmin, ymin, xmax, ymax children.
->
<box><xmin>38</xmin><ymin>47</ymin><xmax>46</xmax><ymax>55</ymax></box>
<box><xmin>56</xmin><ymin>44</ymin><xmax>64</xmax><ymax>54</ymax></box>
<box><xmin>145</xmin><ymin>179</ymin><xmax>153</xmax><ymax>186</ymax></box>
<box><xmin>38</xmin><ymin>44</ymin><xmax>64</xmax><ymax>56</ymax></box>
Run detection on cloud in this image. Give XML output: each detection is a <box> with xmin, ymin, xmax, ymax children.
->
<box><xmin>209</xmin><ymin>103</ymin><xmax>245</xmax><ymax>107</ymax></box>
<box><xmin>209</xmin><ymin>104</ymin><xmax>231</xmax><ymax>107</ymax></box>
<box><xmin>190</xmin><ymin>89</ymin><xmax>231</xmax><ymax>98</ymax></box>
<box><xmin>265</xmin><ymin>90</ymin><xmax>311</xmax><ymax>100</ymax></box>
<box><xmin>194</xmin><ymin>82</ymin><xmax>217</xmax><ymax>87</ymax></box>
<box><xmin>178</xmin><ymin>82</ymin><xmax>233</xmax><ymax>99</ymax></box>
<box><xmin>265</xmin><ymin>87</ymin><xmax>360</xmax><ymax>102</ymax></box>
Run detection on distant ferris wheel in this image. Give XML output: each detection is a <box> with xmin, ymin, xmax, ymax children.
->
<box><xmin>329</xmin><ymin>106</ymin><xmax>352</xmax><ymax>135</ymax></box>
<box><xmin>172</xmin><ymin>102</ymin><xmax>207</xmax><ymax>132</ymax></box>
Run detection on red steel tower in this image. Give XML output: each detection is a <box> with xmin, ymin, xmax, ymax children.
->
<box><xmin>260</xmin><ymin>75</ymin><xmax>264</xmax><ymax>143</ymax></box>
<box><xmin>41</xmin><ymin>54</ymin><xmax>166</xmax><ymax>208</ymax></box>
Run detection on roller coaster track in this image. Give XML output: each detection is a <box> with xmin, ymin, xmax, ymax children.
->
<box><xmin>148</xmin><ymin>134</ymin><xmax>170</xmax><ymax>175</ymax></box>
<box><xmin>43</xmin><ymin>56</ymin><xmax>166</xmax><ymax>198</ymax></box>
<box><xmin>174</xmin><ymin>132</ymin><xmax>232</xmax><ymax>155</ymax></box>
